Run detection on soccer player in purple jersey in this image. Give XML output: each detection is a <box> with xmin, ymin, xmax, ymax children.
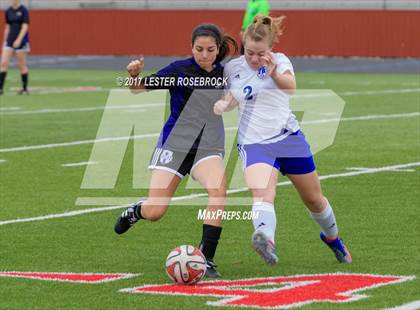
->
<box><xmin>114</xmin><ymin>24</ymin><xmax>238</xmax><ymax>278</ymax></box>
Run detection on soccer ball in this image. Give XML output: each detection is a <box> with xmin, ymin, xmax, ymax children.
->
<box><xmin>165</xmin><ymin>245</ymin><xmax>207</xmax><ymax>285</ymax></box>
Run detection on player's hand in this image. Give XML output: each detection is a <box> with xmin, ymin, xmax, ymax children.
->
<box><xmin>261</xmin><ymin>52</ymin><xmax>278</xmax><ymax>77</ymax></box>
<box><xmin>214</xmin><ymin>99</ymin><xmax>232</xmax><ymax>115</ymax></box>
<box><xmin>213</xmin><ymin>93</ymin><xmax>234</xmax><ymax>115</ymax></box>
<box><xmin>127</xmin><ymin>57</ymin><xmax>144</xmax><ymax>77</ymax></box>
<box><xmin>12</xmin><ymin>40</ymin><xmax>21</xmax><ymax>48</ymax></box>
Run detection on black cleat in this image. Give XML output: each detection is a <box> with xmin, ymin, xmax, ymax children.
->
<box><xmin>205</xmin><ymin>259</ymin><xmax>221</xmax><ymax>278</ymax></box>
<box><xmin>114</xmin><ymin>201</ymin><xmax>142</xmax><ymax>234</ymax></box>
<box><xmin>0</xmin><ymin>89</ymin><xmax>3</xmax><ymax>95</ymax></box>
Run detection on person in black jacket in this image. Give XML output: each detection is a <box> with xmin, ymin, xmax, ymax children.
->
<box><xmin>0</xmin><ymin>0</ymin><xmax>30</xmax><ymax>95</ymax></box>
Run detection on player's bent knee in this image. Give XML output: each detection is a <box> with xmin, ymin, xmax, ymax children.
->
<box><xmin>303</xmin><ymin>194</ymin><xmax>324</xmax><ymax>210</ymax></box>
<box><xmin>148</xmin><ymin>214</ymin><xmax>164</xmax><ymax>222</ymax></box>
<box><xmin>141</xmin><ymin>202</ymin><xmax>168</xmax><ymax>221</ymax></box>
<box><xmin>205</xmin><ymin>204</ymin><xmax>225</xmax><ymax>212</ymax></box>
<box><xmin>207</xmin><ymin>187</ymin><xmax>226</xmax><ymax>198</ymax></box>
<box><xmin>0</xmin><ymin>62</ymin><xmax>9</xmax><ymax>71</ymax></box>
<box><xmin>251</xmin><ymin>188</ymin><xmax>276</xmax><ymax>203</ymax></box>
<box><xmin>145</xmin><ymin>209</ymin><xmax>166</xmax><ymax>221</ymax></box>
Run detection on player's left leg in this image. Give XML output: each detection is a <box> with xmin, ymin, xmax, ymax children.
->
<box><xmin>15</xmin><ymin>50</ymin><xmax>29</xmax><ymax>94</ymax></box>
<box><xmin>244</xmin><ymin>163</ymin><xmax>279</xmax><ymax>265</ymax></box>
<box><xmin>287</xmin><ymin>170</ymin><xmax>352</xmax><ymax>263</ymax></box>
<box><xmin>191</xmin><ymin>155</ymin><xmax>227</xmax><ymax>277</ymax></box>
<box><xmin>114</xmin><ymin>169</ymin><xmax>182</xmax><ymax>234</ymax></box>
<box><xmin>238</xmin><ymin>142</ymin><xmax>280</xmax><ymax>265</ymax></box>
<box><xmin>0</xmin><ymin>46</ymin><xmax>14</xmax><ymax>94</ymax></box>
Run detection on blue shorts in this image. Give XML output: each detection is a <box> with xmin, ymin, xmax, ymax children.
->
<box><xmin>237</xmin><ymin>131</ymin><xmax>316</xmax><ymax>176</ymax></box>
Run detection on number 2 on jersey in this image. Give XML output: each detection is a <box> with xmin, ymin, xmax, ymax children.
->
<box><xmin>243</xmin><ymin>86</ymin><xmax>253</xmax><ymax>100</ymax></box>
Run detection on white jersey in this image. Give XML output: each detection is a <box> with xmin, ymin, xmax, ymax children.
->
<box><xmin>224</xmin><ymin>53</ymin><xmax>299</xmax><ymax>145</ymax></box>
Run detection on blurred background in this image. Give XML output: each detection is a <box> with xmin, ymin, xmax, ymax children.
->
<box><xmin>0</xmin><ymin>0</ymin><xmax>419</xmax><ymax>72</ymax></box>
<box><xmin>0</xmin><ymin>4</ymin><xmax>419</xmax><ymax>310</ymax></box>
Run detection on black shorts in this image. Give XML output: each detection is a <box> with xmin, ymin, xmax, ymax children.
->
<box><xmin>4</xmin><ymin>41</ymin><xmax>30</xmax><ymax>52</ymax></box>
<box><xmin>148</xmin><ymin>147</ymin><xmax>224</xmax><ymax>178</ymax></box>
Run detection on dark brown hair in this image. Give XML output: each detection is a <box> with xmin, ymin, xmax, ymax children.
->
<box><xmin>192</xmin><ymin>23</ymin><xmax>238</xmax><ymax>64</ymax></box>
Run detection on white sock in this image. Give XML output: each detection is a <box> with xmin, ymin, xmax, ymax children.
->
<box><xmin>252</xmin><ymin>201</ymin><xmax>277</xmax><ymax>243</ymax></box>
<box><xmin>309</xmin><ymin>199</ymin><xmax>338</xmax><ymax>238</ymax></box>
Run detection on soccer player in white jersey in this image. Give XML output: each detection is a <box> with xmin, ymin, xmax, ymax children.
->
<box><xmin>214</xmin><ymin>15</ymin><xmax>352</xmax><ymax>265</ymax></box>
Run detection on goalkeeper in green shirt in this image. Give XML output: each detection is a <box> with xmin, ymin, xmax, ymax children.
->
<box><xmin>240</xmin><ymin>0</ymin><xmax>270</xmax><ymax>54</ymax></box>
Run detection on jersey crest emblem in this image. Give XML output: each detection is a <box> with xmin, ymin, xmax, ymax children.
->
<box><xmin>257</xmin><ymin>66</ymin><xmax>267</xmax><ymax>79</ymax></box>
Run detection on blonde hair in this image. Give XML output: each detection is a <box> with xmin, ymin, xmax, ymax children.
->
<box><xmin>243</xmin><ymin>15</ymin><xmax>285</xmax><ymax>47</ymax></box>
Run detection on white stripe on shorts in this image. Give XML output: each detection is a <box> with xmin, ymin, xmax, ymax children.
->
<box><xmin>151</xmin><ymin>148</ymin><xmax>163</xmax><ymax>166</ymax></box>
<box><xmin>238</xmin><ymin>145</ymin><xmax>247</xmax><ymax>171</ymax></box>
<box><xmin>148</xmin><ymin>165</ymin><xmax>185</xmax><ymax>179</ymax></box>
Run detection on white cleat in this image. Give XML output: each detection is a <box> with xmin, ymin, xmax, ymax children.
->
<box><xmin>252</xmin><ymin>231</ymin><xmax>279</xmax><ymax>266</ymax></box>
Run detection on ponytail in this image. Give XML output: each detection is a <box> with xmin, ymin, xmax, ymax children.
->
<box><xmin>243</xmin><ymin>15</ymin><xmax>285</xmax><ymax>47</ymax></box>
<box><xmin>216</xmin><ymin>35</ymin><xmax>238</xmax><ymax>63</ymax></box>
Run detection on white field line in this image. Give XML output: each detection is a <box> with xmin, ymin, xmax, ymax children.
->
<box><xmin>0</xmin><ymin>159</ymin><xmax>7</xmax><ymax>163</ymax></box>
<box><xmin>0</xmin><ymin>88</ymin><xmax>418</xmax><ymax>116</ymax></box>
<box><xmin>383</xmin><ymin>300</ymin><xmax>420</xmax><ymax>310</ymax></box>
<box><xmin>0</xmin><ymin>161</ymin><xmax>418</xmax><ymax>226</ymax></box>
<box><xmin>36</xmin><ymin>89</ymin><xmax>108</xmax><ymax>95</ymax></box>
<box><xmin>123</xmin><ymin>109</ymin><xmax>147</xmax><ymax>113</ymax></box>
<box><xmin>0</xmin><ymin>132</ymin><xmax>160</xmax><ymax>153</ymax></box>
<box><xmin>0</xmin><ymin>107</ymin><xmax>21</xmax><ymax>111</ymax></box>
<box><xmin>299</xmin><ymin>112</ymin><xmax>420</xmax><ymax>125</ymax></box>
<box><xmin>346</xmin><ymin>167</ymin><xmax>415</xmax><ymax>172</ymax></box>
<box><xmin>7</xmin><ymin>86</ymin><xmax>108</xmax><ymax>95</ymax></box>
<box><xmin>1</xmin><ymin>89</ymin><xmax>108</xmax><ymax>96</ymax></box>
<box><xmin>76</xmin><ymin>162</ymin><xmax>418</xmax><ymax>206</ymax></box>
<box><xmin>339</xmin><ymin>88</ymin><xmax>419</xmax><ymax>96</ymax></box>
<box><xmin>62</xmin><ymin>161</ymin><xmax>97</xmax><ymax>167</ymax></box>
<box><xmin>0</xmin><ymin>103</ymin><xmax>164</xmax><ymax>115</ymax></box>
<box><xmin>402</xmin><ymin>82</ymin><xmax>420</xmax><ymax>86</ymax></box>
<box><xmin>0</xmin><ymin>111</ymin><xmax>419</xmax><ymax>154</ymax></box>
<box><xmin>295</xmin><ymin>88</ymin><xmax>419</xmax><ymax>99</ymax></box>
